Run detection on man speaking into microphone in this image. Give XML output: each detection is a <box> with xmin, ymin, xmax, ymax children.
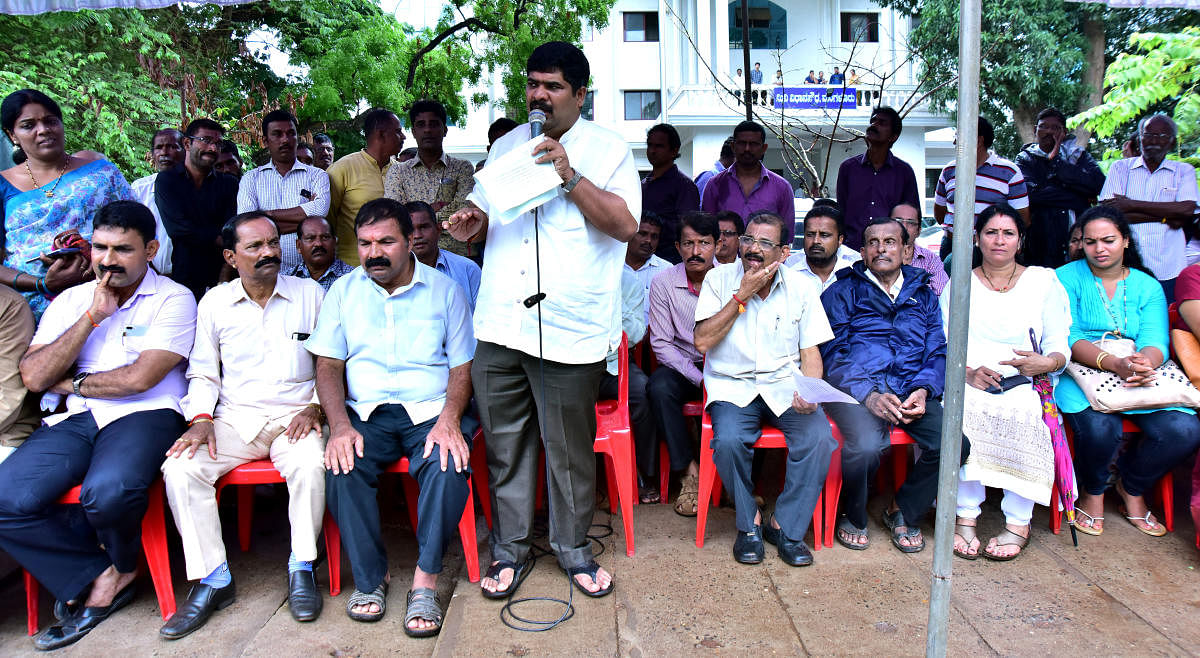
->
<box><xmin>446</xmin><ymin>41</ymin><xmax>639</xmax><ymax>599</ymax></box>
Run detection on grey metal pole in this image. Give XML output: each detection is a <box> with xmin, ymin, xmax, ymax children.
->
<box><xmin>925</xmin><ymin>0</ymin><xmax>982</xmax><ymax>653</ymax></box>
<box><xmin>741</xmin><ymin>0</ymin><xmax>752</xmax><ymax>120</ymax></box>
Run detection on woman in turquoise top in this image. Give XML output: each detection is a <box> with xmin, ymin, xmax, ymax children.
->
<box><xmin>1056</xmin><ymin>206</ymin><xmax>1200</xmax><ymax>538</ymax></box>
<box><xmin>1</xmin><ymin>89</ymin><xmax>133</xmax><ymax>319</ymax></box>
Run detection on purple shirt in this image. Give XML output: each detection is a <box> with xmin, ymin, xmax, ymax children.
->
<box><xmin>642</xmin><ymin>164</ymin><xmax>700</xmax><ymax>261</ymax></box>
<box><xmin>910</xmin><ymin>244</ymin><xmax>948</xmax><ymax>296</ymax></box>
<box><xmin>648</xmin><ymin>263</ymin><xmax>704</xmax><ymax>386</ymax></box>
<box><xmin>700</xmin><ymin>164</ymin><xmax>796</xmax><ymax>243</ymax></box>
<box><xmin>836</xmin><ymin>151</ymin><xmax>920</xmax><ymax>250</ymax></box>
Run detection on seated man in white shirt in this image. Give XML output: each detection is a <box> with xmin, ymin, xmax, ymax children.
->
<box><xmin>130</xmin><ymin>128</ymin><xmax>185</xmax><ymax>274</ymax></box>
<box><xmin>785</xmin><ymin>205</ymin><xmax>860</xmax><ymax>291</ymax></box>
<box><xmin>0</xmin><ymin>201</ymin><xmax>196</xmax><ymax>651</ymax></box>
<box><xmin>694</xmin><ymin>211</ymin><xmax>836</xmax><ymax>567</ymax></box>
<box><xmin>159</xmin><ymin>212</ymin><xmax>328</xmax><ymax>640</ymax></box>
<box><xmin>307</xmin><ymin>199</ymin><xmax>474</xmax><ymax>637</ymax></box>
<box><xmin>625</xmin><ymin>212</ymin><xmax>672</xmax><ymax>315</ymax></box>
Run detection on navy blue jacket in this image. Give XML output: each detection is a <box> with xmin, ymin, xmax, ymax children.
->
<box><xmin>819</xmin><ymin>261</ymin><xmax>946</xmax><ymax>403</ymax></box>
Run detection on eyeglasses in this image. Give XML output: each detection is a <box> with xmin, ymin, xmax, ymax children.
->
<box><xmin>1141</xmin><ymin>132</ymin><xmax>1173</xmax><ymax>141</ymax></box>
<box><xmin>188</xmin><ymin>135</ymin><xmax>220</xmax><ymax>146</ymax></box>
<box><xmin>891</xmin><ymin>216</ymin><xmax>921</xmax><ymax>226</ymax></box>
<box><xmin>738</xmin><ymin>235</ymin><xmax>781</xmax><ymax>250</ymax></box>
<box><xmin>719</xmin><ymin>230</ymin><xmax>739</xmax><ymax>237</ymax></box>
<box><xmin>679</xmin><ymin>239</ymin><xmax>714</xmax><ymax>250</ymax></box>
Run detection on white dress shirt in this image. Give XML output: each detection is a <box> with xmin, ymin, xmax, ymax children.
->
<box><xmin>468</xmin><ymin>117</ymin><xmax>641</xmax><ymax>364</ymax></box>
<box><xmin>696</xmin><ymin>261</ymin><xmax>834</xmax><ymax>416</ymax></box>
<box><xmin>131</xmin><ymin>172</ymin><xmax>173</xmax><ymax>274</ymax></box>
<box><xmin>32</xmin><ymin>268</ymin><xmax>196</xmax><ymax>428</ymax></box>
<box><xmin>237</xmin><ymin>160</ymin><xmax>332</xmax><ymax>271</ymax></box>
<box><xmin>182</xmin><ymin>275</ymin><xmax>324</xmax><ymax>443</ymax></box>
<box><xmin>785</xmin><ymin>244</ymin><xmax>861</xmax><ymax>291</ymax></box>
<box><xmin>305</xmin><ymin>259</ymin><xmax>475</xmax><ymax>424</ymax></box>
<box><xmin>1100</xmin><ymin>156</ymin><xmax>1200</xmax><ymax>281</ymax></box>
<box><xmin>625</xmin><ymin>253</ymin><xmax>671</xmax><ymax>324</ymax></box>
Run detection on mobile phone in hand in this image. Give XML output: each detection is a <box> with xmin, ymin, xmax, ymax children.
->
<box><xmin>26</xmin><ymin>247</ymin><xmax>81</xmax><ymax>264</ymax></box>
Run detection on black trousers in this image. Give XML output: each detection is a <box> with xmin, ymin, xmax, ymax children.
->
<box><xmin>325</xmin><ymin>404</ymin><xmax>470</xmax><ymax>593</ymax></box>
<box><xmin>598</xmin><ymin>359</ymin><xmax>655</xmax><ymax>478</ymax></box>
<box><xmin>648</xmin><ymin>366</ymin><xmax>702</xmax><ymax>472</ymax></box>
<box><xmin>0</xmin><ymin>409</ymin><xmax>182</xmax><ymax>601</ymax></box>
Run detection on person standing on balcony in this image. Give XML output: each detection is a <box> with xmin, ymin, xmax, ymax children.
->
<box><xmin>643</xmin><ymin>123</ymin><xmax>700</xmax><ymax>264</ymax></box>
<box><xmin>750</xmin><ymin>62</ymin><xmax>763</xmax><ymax>84</ymax></box>
<box><xmin>817</xmin><ymin>71</ymin><xmax>826</xmax><ymax>85</ymax></box>
<box><xmin>804</xmin><ymin>71</ymin><xmax>817</xmax><ymax>84</ymax></box>
<box><xmin>835</xmin><ymin>106</ymin><xmax>920</xmax><ymax>251</ymax></box>
<box><xmin>829</xmin><ymin>68</ymin><xmax>845</xmax><ymax>85</ymax></box>
<box><xmin>701</xmin><ymin>121</ymin><xmax>797</xmax><ymax>245</ymax></box>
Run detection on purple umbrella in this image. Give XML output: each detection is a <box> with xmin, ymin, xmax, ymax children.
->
<box><xmin>1030</xmin><ymin>329</ymin><xmax>1078</xmax><ymax>546</ymax></box>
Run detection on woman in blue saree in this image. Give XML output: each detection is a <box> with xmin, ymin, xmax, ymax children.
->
<box><xmin>1</xmin><ymin>89</ymin><xmax>133</xmax><ymax>319</ymax></box>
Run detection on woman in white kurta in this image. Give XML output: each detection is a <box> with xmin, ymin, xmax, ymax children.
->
<box><xmin>941</xmin><ymin>204</ymin><xmax>1071</xmax><ymax>560</ymax></box>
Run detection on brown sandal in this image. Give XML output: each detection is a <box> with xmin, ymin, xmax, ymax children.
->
<box><xmin>953</xmin><ymin>519</ymin><xmax>980</xmax><ymax>560</ymax></box>
<box><xmin>674</xmin><ymin>473</ymin><xmax>699</xmax><ymax>517</ymax></box>
<box><xmin>982</xmin><ymin>527</ymin><xmax>1029</xmax><ymax>561</ymax></box>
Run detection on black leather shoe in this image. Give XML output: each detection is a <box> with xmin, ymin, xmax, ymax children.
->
<box><xmin>34</xmin><ymin>581</ymin><xmax>136</xmax><ymax>651</ymax></box>
<box><xmin>764</xmin><ymin>522</ymin><xmax>814</xmax><ymax>567</ymax></box>
<box><xmin>159</xmin><ymin>580</ymin><xmax>236</xmax><ymax>640</ymax></box>
<box><xmin>733</xmin><ymin>524</ymin><xmax>765</xmax><ymax>564</ymax></box>
<box><xmin>288</xmin><ymin>570</ymin><xmax>323</xmax><ymax>622</ymax></box>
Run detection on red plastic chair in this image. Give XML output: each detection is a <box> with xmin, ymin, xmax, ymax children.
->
<box><xmin>324</xmin><ymin>438</ymin><xmax>483</xmax><ymax>594</ymax></box>
<box><xmin>881</xmin><ymin>428</ymin><xmax>918</xmax><ymax>492</ymax></box>
<box><xmin>474</xmin><ymin>334</ymin><xmax>638</xmax><ymax>557</ymax></box>
<box><xmin>213</xmin><ymin>460</ymin><xmax>342</xmax><ymax>595</ymax></box>
<box><xmin>694</xmin><ymin>389</ymin><xmax>844</xmax><ymax>551</ymax></box>
<box><xmin>1050</xmin><ymin>419</ymin><xmax>1174</xmax><ymax>534</ymax></box>
<box><xmin>24</xmin><ymin>480</ymin><xmax>176</xmax><ymax>635</ymax></box>
<box><xmin>655</xmin><ymin>400</ymin><xmax>705</xmax><ymax>504</ymax></box>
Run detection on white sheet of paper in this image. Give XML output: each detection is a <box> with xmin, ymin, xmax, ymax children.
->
<box><xmin>791</xmin><ymin>371</ymin><xmax>860</xmax><ymax>405</ymax></box>
<box><xmin>472</xmin><ymin>135</ymin><xmax>563</xmax><ymax>225</ymax></box>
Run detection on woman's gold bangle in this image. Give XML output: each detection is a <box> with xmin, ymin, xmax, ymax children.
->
<box><xmin>1096</xmin><ymin>352</ymin><xmax>1111</xmax><ymax>371</ymax></box>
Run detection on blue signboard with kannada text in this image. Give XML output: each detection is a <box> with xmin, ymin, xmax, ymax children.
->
<box><xmin>771</xmin><ymin>87</ymin><xmax>857</xmax><ymax>110</ymax></box>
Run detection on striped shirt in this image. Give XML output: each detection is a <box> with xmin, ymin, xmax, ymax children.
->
<box><xmin>648</xmin><ymin>263</ymin><xmax>705</xmax><ymax>386</ymax></box>
<box><xmin>934</xmin><ymin>152</ymin><xmax>1029</xmax><ymax>230</ymax></box>
<box><xmin>1100</xmin><ymin>157</ymin><xmax>1200</xmax><ymax>281</ymax></box>
<box><xmin>237</xmin><ymin>160</ymin><xmax>331</xmax><ymax>272</ymax></box>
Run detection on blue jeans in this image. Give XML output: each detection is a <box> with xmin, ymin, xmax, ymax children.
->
<box><xmin>1064</xmin><ymin>408</ymin><xmax>1200</xmax><ymax>496</ymax></box>
<box><xmin>709</xmin><ymin>396</ymin><xmax>835</xmax><ymax>542</ymax></box>
<box><xmin>326</xmin><ymin>404</ymin><xmax>471</xmax><ymax>592</ymax></box>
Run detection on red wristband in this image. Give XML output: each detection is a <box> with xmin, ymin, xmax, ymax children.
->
<box><xmin>731</xmin><ymin>293</ymin><xmax>747</xmax><ymax>314</ymax></box>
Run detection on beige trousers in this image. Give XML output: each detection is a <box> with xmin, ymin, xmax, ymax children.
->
<box><xmin>162</xmin><ymin>418</ymin><xmax>327</xmax><ymax>580</ymax></box>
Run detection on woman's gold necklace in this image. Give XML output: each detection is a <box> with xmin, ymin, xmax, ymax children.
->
<box><xmin>25</xmin><ymin>154</ymin><xmax>71</xmax><ymax>198</ymax></box>
<box><xmin>981</xmin><ymin>263</ymin><xmax>1017</xmax><ymax>292</ymax></box>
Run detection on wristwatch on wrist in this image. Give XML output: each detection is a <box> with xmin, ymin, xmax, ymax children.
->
<box><xmin>561</xmin><ymin>169</ymin><xmax>583</xmax><ymax>193</ymax></box>
<box><xmin>72</xmin><ymin>371</ymin><xmax>91</xmax><ymax>397</ymax></box>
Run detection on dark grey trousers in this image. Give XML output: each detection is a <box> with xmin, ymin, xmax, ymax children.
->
<box><xmin>472</xmin><ymin>341</ymin><xmax>606</xmax><ymax>569</ymax></box>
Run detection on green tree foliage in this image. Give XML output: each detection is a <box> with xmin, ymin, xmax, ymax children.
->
<box><xmin>1071</xmin><ymin>27</ymin><xmax>1200</xmax><ymax>162</ymax></box>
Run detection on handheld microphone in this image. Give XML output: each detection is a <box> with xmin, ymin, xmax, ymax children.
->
<box><xmin>528</xmin><ymin>109</ymin><xmax>546</xmax><ymax>138</ymax></box>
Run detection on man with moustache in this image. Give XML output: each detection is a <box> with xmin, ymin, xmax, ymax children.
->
<box><xmin>289</xmin><ymin>216</ymin><xmax>354</xmax><ymax>292</ymax></box>
<box><xmin>445</xmin><ymin>41</ymin><xmax>638</xmax><ymax>599</ymax></box>
<box><xmin>820</xmin><ymin>218</ymin><xmax>951</xmax><ymax>554</ymax></box>
<box><xmin>694</xmin><ymin>211</ymin><xmax>835</xmax><ymax>567</ymax></box>
<box><xmin>307</xmin><ymin>198</ymin><xmax>474</xmax><ymax>635</ymax></box>
<box><xmin>701</xmin><ymin>121</ymin><xmax>796</xmax><ymax>244</ymax></box>
<box><xmin>891</xmin><ymin>202</ymin><xmax>948</xmax><ymax>295</ymax></box>
<box><xmin>714</xmin><ymin>211</ymin><xmax>743</xmax><ymax>264</ymax></box>
<box><xmin>130</xmin><ymin>128</ymin><xmax>185</xmax><ymax>274</ymax></box>
<box><xmin>405</xmin><ymin>200</ymin><xmax>481</xmax><ymax>309</ymax></box>
<box><xmin>156</xmin><ymin>118</ymin><xmax>239</xmax><ymax>300</ymax></box>
<box><xmin>312</xmin><ymin>133</ymin><xmax>335</xmax><ymax>170</ymax></box>
<box><xmin>624</xmin><ymin>212</ymin><xmax>671</xmax><ymax>322</ymax></box>
<box><xmin>238</xmin><ymin>110</ymin><xmax>332</xmax><ymax>273</ymax></box>
<box><xmin>648</xmin><ymin>211</ymin><xmax>719</xmax><ymax>516</ymax></box>
<box><xmin>1100</xmin><ymin>113</ymin><xmax>1199</xmax><ymax>299</ymax></box>
<box><xmin>216</xmin><ymin>140</ymin><xmax>244</xmax><ymax>179</ymax></box>
<box><xmin>835</xmin><ymin>107</ymin><xmax>920</xmax><ymax>251</ymax></box>
<box><xmin>785</xmin><ymin>205</ymin><xmax>860</xmax><ymax>291</ymax></box>
<box><xmin>158</xmin><ymin>212</ymin><xmax>327</xmax><ymax>639</ymax></box>
<box><xmin>0</xmin><ymin>201</ymin><xmax>196</xmax><ymax>650</ymax></box>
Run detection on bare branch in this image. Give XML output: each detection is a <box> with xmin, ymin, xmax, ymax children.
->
<box><xmin>404</xmin><ymin>17</ymin><xmax>501</xmax><ymax>89</ymax></box>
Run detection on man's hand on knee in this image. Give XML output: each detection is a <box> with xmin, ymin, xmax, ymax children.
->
<box><xmin>166</xmin><ymin>422</ymin><xmax>216</xmax><ymax>460</ymax></box>
<box><xmin>424</xmin><ymin>417</ymin><xmax>468</xmax><ymax>473</ymax></box>
<box><xmin>325</xmin><ymin>424</ymin><xmax>363</xmax><ymax>475</ymax></box>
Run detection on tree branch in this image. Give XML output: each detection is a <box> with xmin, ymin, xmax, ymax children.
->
<box><xmin>404</xmin><ymin>17</ymin><xmax>500</xmax><ymax>89</ymax></box>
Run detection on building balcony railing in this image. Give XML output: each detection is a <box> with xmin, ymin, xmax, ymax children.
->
<box><xmin>664</xmin><ymin>83</ymin><xmax>940</xmax><ymax>126</ymax></box>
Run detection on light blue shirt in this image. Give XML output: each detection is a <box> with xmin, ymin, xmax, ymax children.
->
<box><xmin>434</xmin><ymin>249</ymin><xmax>482</xmax><ymax>310</ymax></box>
<box><xmin>607</xmin><ymin>269</ymin><xmax>646</xmax><ymax>376</ymax></box>
<box><xmin>305</xmin><ymin>259</ymin><xmax>475</xmax><ymax>424</ymax></box>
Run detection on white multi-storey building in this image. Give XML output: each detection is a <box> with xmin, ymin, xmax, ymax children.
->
<box><xmin>399</xmin><ymin>0</ymin><xmax>953</xmax><ymax>214</ymax></box>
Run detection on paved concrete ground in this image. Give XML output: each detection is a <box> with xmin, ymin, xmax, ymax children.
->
<box><xmin>0</xmin><ymin>479</ymin><xmax>1196</xmax><ymax>657</ymax></box>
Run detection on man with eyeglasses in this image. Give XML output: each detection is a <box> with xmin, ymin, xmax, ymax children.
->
<box><xmin>693</xmin><ymin>211</ymin><xmax>835</xmax><ymax>567</ymax></box>
<box><xmin>1016</xmin><ymin>107</ymin><xmax>1105</xmax><ymax>268</ymax></box>
<box><xmin>1099</xmin><ymin>113</ymin><xmax>1199</xmax><ymax>301</ymax></box>
<box><xmin>155</xmin><ymin>118</ymin><xmax>239</xmax><ymax>300</ymax></box>
<box><xmin>785</xmin><ymin>205</ymin><xmax>860</xmax><ymax>291</ymax></box>
<box><xmin>891</xmin><ymin>203</ymin><xmax>947</xmax><ymax>295</ymax></box>
<box><xmin>714</xmin><ymin>211</ymin><xmax>743</xmax><ymax>264</ymax></box>
<box><xmin>648</xmin><ymin>211</ymin><xmax>719</xmax><ymax>515</ymax></box>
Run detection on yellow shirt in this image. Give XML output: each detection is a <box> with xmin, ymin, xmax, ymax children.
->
<box><xmin>327</xmin><ymin>150</ymin><xmax>388</xmax><ymax>264</ymax></box>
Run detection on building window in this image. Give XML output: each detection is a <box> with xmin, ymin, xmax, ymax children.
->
<box><xmin>841</xmin><ymin>12</ymin><xmax>879</xmax><ymax>42</ymax></box>
<box><xmin>582</xmin><ymin>91</ymin><xmax>595</xmax><ymax>121</ymax></box>
<box><xmin>728</xmin><ymin>0</ymin><xmax>788</xmax><ymax>50</ymax></box>
<box><xmin>623</xmin><ymin>91</ymin><xmax>661</xmax><ymax>121</ymax></box>
<box><xmin>623</xmin><ymin>12</ymin><xmax>659</xmax><ymax>42</ymax></box>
